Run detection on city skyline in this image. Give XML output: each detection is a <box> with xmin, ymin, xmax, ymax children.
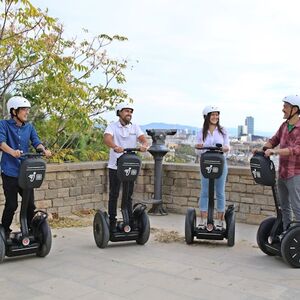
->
<box><xmin>31</xmin><ymin>0</ymin><xmax>300</xmax><ymax>132</ymax></box>
<box><xmin>245</xmin><ymin>116</ymin><xmax>254</xmax><ymax>136</ymax></box>
<box><xmin>140</xmin><ymin>118</ymin><xmax>273</xmax><ymax>138</ymax></box>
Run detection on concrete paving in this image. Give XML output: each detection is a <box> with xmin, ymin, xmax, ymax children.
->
<box><xmin>1</xmin><ymin>213</ymin><xmax>300</xmax><ymax>300</ymax></box>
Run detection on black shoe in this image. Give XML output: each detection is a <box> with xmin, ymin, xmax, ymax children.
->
<box><xmin>5</xmin><ymin>228</ymin><xmax>12</xmax><ymax>239</ymax></box>
<box><xmin>130</xmin><ymin>219</ymin><xmax>139</xmax><ymax>231</ymax></box>
<box><xmin>278</xmin><ymin>230</ymin><xmax>287</xmax><ymax>242</ymax></box>
<box><xmin>109</xmin><ymin>220</ymin><xmax>117</xmax><ymax>233</ymax></box>
<box><xmin>28</xmin><ymin>227</ymin><xmax>34</xmax><ymax>236</ymax></box>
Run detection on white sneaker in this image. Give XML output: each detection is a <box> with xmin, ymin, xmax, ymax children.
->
<box><xmin>215</xmin><ymin>219</ymin><xmax>224</xmax><ymax>230</ymax></box>
<box><xmin>198</xmin><ymin>218</ymin><xmax>207</xmax><ymax>229</ymax></box>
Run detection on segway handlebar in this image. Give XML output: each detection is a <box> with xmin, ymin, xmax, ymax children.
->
<box><xmin>195</xmin><ymin>143</ymin><xmax>223</xmax><ymax>152</ymax></box>
<box><xmin>123</xmin><ymin>148</ymin><xmax>142</xmax><ymax>153</ymax></box>
<box><xmin>253</xmin><ymin>147</ymin><xmax>273</xmax><ymax>157</ymax></box>
<box><xmin>254</xmin><ymin>150</ymin><xmax>265</xmax><ymax>156</ymax></box>
<box><xmin>20</xmin><ymin>148</ymin><xmax>45</xmax><ymax>158</ymax></box>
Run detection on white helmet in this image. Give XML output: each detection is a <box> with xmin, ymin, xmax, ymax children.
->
<box><xmin>282</xmin><ymin>95</ymin><xmax>300</xmax><ymax>108</ymax></box>
<box><xmin>202</xmin><ymin>105</ymin><xmax>220</xmax><ymax>118</ymax></box>
<box><xmin>115</xmin><ymin>102</ymin><xmax>134</xmax><ymax>116</ymax></box>
<box><xmin>7</xmin><ymin>96</ymin><xmax>31</xmax><ymax>113</ymax></box>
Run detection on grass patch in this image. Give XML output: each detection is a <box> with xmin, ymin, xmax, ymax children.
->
<box><xmin>49</xmin><ymin>210</ymin><xmax>95</xmax><ymax>228</ymax></box>
<box><xmin>151</xmin><ymin>228</ymin><xmax>184</xmax><ymax>243</ymax></box>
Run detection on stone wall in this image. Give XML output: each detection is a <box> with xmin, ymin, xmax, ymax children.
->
<box><xmin>0</xmin><ymin>162</ymin><xmax>109</xmax><ymax>223</ymax></box>
<box><xmin>134</xmin><ymin>163</ymin><xmax>275</xmax><ymax>224</ymax></box>
<box><xmin>0</xmin><ymin>161</ymin><xmax>276</xmax><ymax>225</ymax></box>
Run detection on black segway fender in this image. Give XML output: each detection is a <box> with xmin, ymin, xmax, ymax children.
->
<box><xmin>0</xmin><ymin>225</ymin><xmax>6</xmax><ymax>263</ymax></box>
<box><xmin>31</xmin><ymin>210</ymin><xmax>48</xmax><ymax>234</ymax></box>
<box><xmin>185</xmin><ymin>208</ymin><xmax>196</xmax><ymax>244</ymax></box>
<box><xmin>224</xmin><ymin>204</ymin><xmax>234</xmax><ymax>220</ymax></box>
<box><xmin>225</xmin><ymin>205</ymin><xmax>235</xmax><ymax>247</ymax></box>
<box><xmin>93</xmin><ymin>210</ymin><xmax>110</xmax><ymax>248</ymax></box>
<box><xmin>133</xmin><ymin>203</ymin><xmax>147</xmax><ymax>218</ymax></box>
<box><xmin>256</xmin><ymin>217</ymin><xmax>277</xmax><ymax>256</ymax></box>
<box><xmin>30</xmin><ymin>211</ymin><xmax>52</xmax><ymax>257</ymax></box>
<box><xmin>36</xmin><ymin>221</ymin><xmax>52</xmax><ymax>257</ymax></box>
<box><xmin>136</xmin><ymin>211</ymin><xmax>150</xmax><ymax>245</ymax></box>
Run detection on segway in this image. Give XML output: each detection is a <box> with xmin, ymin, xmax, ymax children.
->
<box><xmin>250</xmin><ymin>151</ymin><xmax>300</xmax><ymax>268</ymax></box>
<box><xmin>185</xmin><ymin>145</ymin><xmax>235</xmax><ymax>246</ymax></box>
<box><xmin>93</xmin><ymin>148</ymin><xmax>150</xmax><ymax>248</ymax></box>
<box><xmin>0</xmin><ymin>150</ymin><xmax>52</xmax><ymax>263</ymax></box>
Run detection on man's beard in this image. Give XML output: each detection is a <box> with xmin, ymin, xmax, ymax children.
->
<box><xmin>120</xmin><ymin>115</ymin><xmax>131</xmax><ymax>125</ymax></box>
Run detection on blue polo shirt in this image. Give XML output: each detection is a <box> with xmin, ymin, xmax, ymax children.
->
<box><xmin>0</xmin><ymin>119</ymin><xmax>42</xmax><ymax>177</ymax></box>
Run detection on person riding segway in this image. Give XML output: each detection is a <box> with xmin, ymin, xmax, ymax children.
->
<box><xmin>251</xmin><ymin>150</ymin><xmax>300</xmax><ymax>267</ymax></box>
<box><xmin>93</xmin><ymin>148</ymin><xmax>150</xmax><ymax>248</ymax></box>
<box><xmin>185</xmin><ymin>144</ymin><xmax>235</xmax><ymax>246</ymax></box>
<box><xmin>185</xmin><ymin>105</ymin><xmax>235</xmax><ymax>246</ymax></box>
<box><xmin>251</xmin><ymin>94</ymin><xmax>300</xmax><ymax>267</ymax></box>
<box><xmin>93</xmin><ymin>102</ymin><xmax>150</xmax><ymax>248</ymax></box>
<box><xmin>0</xmin><ymin>96</ymin><xmax>52</xmax><ymax>262</ymax></box>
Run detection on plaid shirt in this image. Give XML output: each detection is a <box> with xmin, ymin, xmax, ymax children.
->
<box><xmin>268</xmin><ymin>119</ymin><xmax>300</xmax><ymax>179</ymax></box>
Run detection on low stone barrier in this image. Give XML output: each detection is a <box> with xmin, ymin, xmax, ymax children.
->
<box><xmin>135</xmin><ymin>163</ymin><xmax>274</xmax><ymax>224</ymax></box>
<box><xmin>0</xmin><ymin>161</ymin><xmax>275</xmax><ymax>225</ymax></box>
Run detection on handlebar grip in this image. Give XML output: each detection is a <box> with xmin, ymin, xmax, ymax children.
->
<box><xmin>20</xmin><ymin>152</ymin><xmax>44</xmax><ymax>158</ymax></box>
<box><xmin>123</xmin><ymin>148</ymin><xmax>141</xmax><ymax>153</ymax></box>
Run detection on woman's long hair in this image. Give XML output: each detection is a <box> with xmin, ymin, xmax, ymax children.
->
<box><xmin>202</xmin><ymin>112</ymin><xmax>224</xmax><ymax>142</ymax></box>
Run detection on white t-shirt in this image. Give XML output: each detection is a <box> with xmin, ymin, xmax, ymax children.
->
<box><xmin>104</xmin><ymin>121</ymin><xmax>144</xmax><ymax>169</ymax></box>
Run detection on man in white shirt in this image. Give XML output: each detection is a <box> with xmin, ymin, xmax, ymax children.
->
<box><xmin>104</xmin><ymin>102</ymin><xmax>148</xmax><ymax>231</ymax></box>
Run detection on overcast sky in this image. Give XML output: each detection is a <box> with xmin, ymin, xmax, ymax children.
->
<box><xmin>32</xmin><ymin>0</ymin><xmax>300</xmax><ymax>133</ymax></box>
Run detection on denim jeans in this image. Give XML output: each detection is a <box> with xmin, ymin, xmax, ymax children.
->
<box><xmin>199</xmin><ymin>161</ymin><xmax>228</xmax><ymax>212</ymax></box>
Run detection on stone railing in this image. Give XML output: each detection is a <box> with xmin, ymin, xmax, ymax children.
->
<box><xmin>0</xmin><ymin>161</ymin><xmax>276</xmax><ymax>225</ymax></box>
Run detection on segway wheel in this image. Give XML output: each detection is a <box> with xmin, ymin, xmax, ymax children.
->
<box><xmin>281</xmin><ymin>227</ymin><xmax>300</xmax><ymax>268</ymax></box>
<box><xmin>93</xmin><ymin>211</ymin><xmax>109</xmax><ymax>248</ymax></box>
<box><xmin>136</xmin><ymin>211</ymin><xmax>150</xmax><ymax>245</ymax></box>
<box><xmin>36</xmin><ymin>221</ymin><xmax>52</xmax><ymax>257</ymax></box>
<box><xmin>0</xmin><ymin>226</ymin><xmax>6</xmax><ymax>263</ymax></box>
<box><xmin>256</xmin><ymin>217</ymin><xmax>277</xmax><ymax>256</ymax></box>
<box><xmin>185</xmin><ymin>208</ymin><xmax>196</xmax><ymax>244</ymax></box>
<box><xmin>227</xmin><ymin>212</ymin><xmax>235</xmax><ymax>247</ymax></box>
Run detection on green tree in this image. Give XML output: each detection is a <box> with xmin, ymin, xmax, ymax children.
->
<box><xmin>0</xmin><ymin>0</ymin><xmax>132</xmax><ymax>160</ymax></box>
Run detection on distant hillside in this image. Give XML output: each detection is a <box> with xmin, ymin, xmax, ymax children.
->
<box><xmin>141</xmin><ymin>122</ymin><xmax>272</xmax><ymax>138</ymax></box>
<box><xmin>141</xmin><ymin>122</ymin><xmax>198</xmax><ymax>132</ymax></box>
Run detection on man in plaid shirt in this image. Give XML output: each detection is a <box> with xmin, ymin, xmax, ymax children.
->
<box><xmin>263</xmin><ymin>95</ymin><xmax>300</xmax><ymax>230</ymax></box>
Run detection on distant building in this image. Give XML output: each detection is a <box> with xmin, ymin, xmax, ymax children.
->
<box><xmin>245</xmin><ymin>116</ymin><xmax>254</xmax><ymax>135</ymax></box>
<box><xmin>237</xmin><ymin>125</ymin><xmax>248</xmax><ymax>138</ymax></box>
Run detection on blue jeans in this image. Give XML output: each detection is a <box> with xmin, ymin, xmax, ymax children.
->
<box><xmin>199</xmin><ymin>162</ymin><xmax>228</xmax><ymax>212</ymax></box>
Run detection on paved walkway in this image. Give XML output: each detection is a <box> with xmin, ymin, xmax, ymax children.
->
<box><xmin>1</xmin><ymin>214</ymin><xmax>300</xmax><ymax>300</ymax></box>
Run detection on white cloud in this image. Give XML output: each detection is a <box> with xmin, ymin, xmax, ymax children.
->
<box><xmin>32</xmin><ymin>0</ymin><xmax>300</xmax><ymax>133</ymax></box>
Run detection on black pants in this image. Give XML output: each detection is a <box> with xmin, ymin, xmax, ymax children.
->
<box><xmin>108</xmin><ymin>169</ymin><xmax>134</xmax><ymax>222</ymax></box>
<box><xmin>1</xmin><ymin>173</ymin><xmax>35</xmax><ymax>232</ymax></box>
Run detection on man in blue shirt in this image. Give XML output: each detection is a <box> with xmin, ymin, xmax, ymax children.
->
<box><xmin>0</xmin><ymin>96</ymin><xmax>51</xmax><ymax>237</ymax></box>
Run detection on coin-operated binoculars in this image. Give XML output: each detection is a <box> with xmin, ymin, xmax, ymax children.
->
<box><xmin>146</xmin><ymin>129</ymin><xmax>177</xmax><ymax>215</ymax></box>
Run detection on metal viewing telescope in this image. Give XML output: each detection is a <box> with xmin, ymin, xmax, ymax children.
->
<box><xmin>145</xmin><ymin>129</ymin><xmax>177</xmax><ymax>215</ymax></box>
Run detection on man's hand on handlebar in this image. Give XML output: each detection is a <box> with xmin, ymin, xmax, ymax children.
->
<box><xmin>113</xmin><ymin>146</ymin><xmax>124</xmax><ymax>153</ymax></box>
<box><xmin>264</xmin><ymin>148</ymin><xmax>275</xmax><ymax>157</ymax></box>
<box><xmin>11</xmin><ymin>149</ymin><xmax>23</xmax><ymax>158</ymax></box>
<box><xmin>43</xmin><ymin>149</ymin><xmax>52</xmax><ymax>158</ymax></box>
<box><xmin>252</xmin><ymin>147</ymin><xmax>275</xmax><ymax>157</ymax></box>
<box><xmin>37</xmin><ymin>146</ymin><xmax>52</xmax><ymax>158</ymax></box>
<box><xmin>139</xmin><ymin>144</ymin><xmax>148</xmax><ymax>152</ymax></box>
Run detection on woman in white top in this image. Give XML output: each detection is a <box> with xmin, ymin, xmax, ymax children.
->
<box><xmin>195</xmin><ymin>105</ymin><xmax>230</xmax><ymax>231</ymax></box>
